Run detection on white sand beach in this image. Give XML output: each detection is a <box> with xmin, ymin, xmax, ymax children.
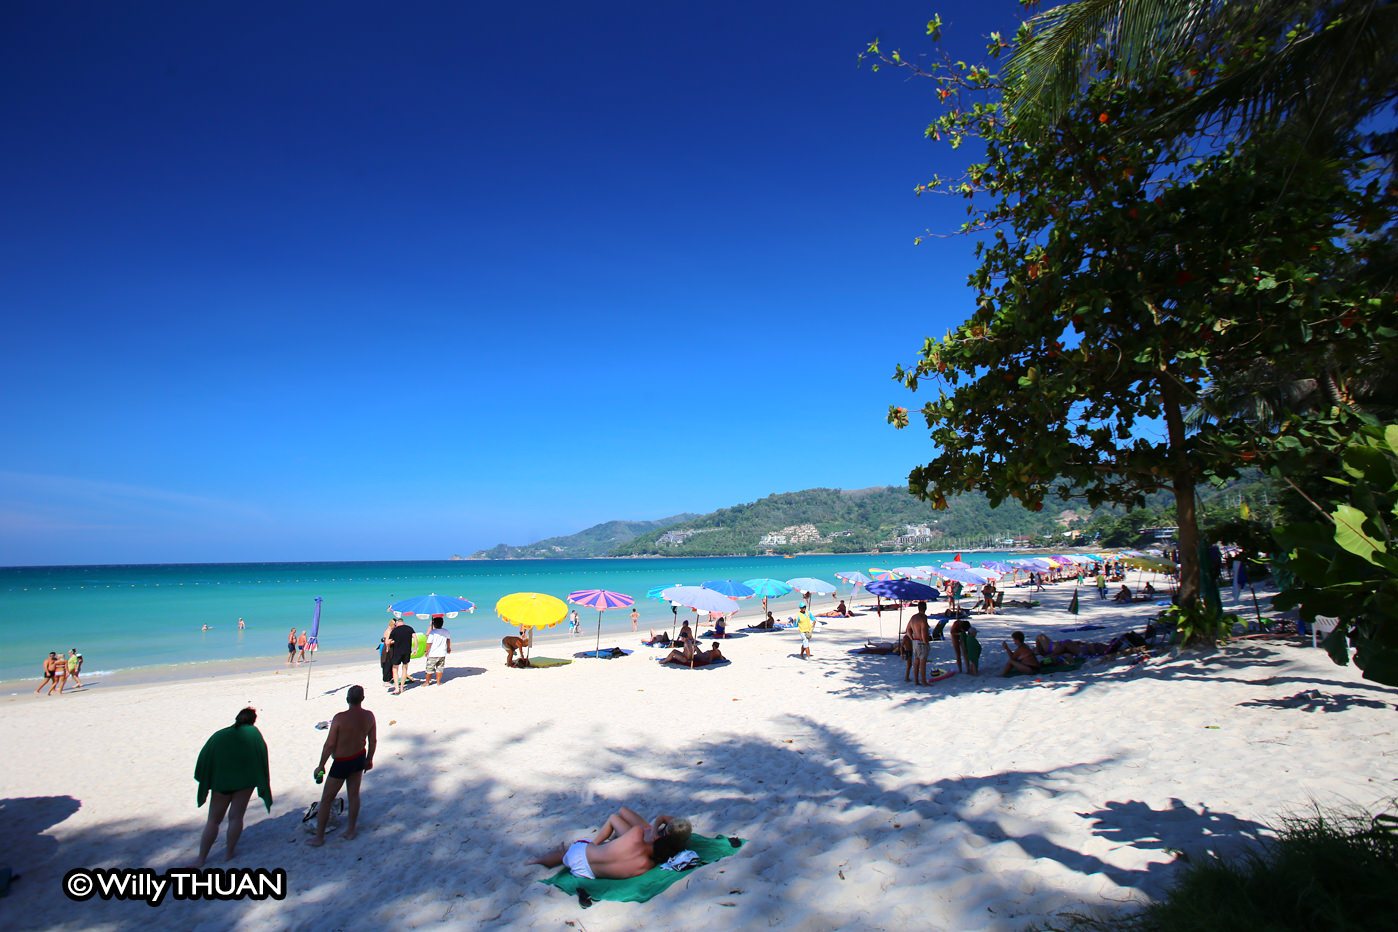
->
<box><xmin>3</xmin><ymin>582</ymin><xmax>1395</xmax><ymax>930</ymax></box>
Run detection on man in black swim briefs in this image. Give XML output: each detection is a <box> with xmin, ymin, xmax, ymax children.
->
<box><xmin>309</xmin><ymin>685</ymin><xmax>376</xmax><ymax>847</ymax></box>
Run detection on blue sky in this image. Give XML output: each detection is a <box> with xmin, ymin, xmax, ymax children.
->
<box><xmin>2</xmin><ymin>0</ymin><xmax>1025</xmax><ymax>565</ymax></box>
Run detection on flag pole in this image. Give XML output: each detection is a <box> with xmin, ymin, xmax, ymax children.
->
<box><xmin>304</xmin><ymin>596</ymin><xmax>322</xmax><ymax>701</ymax></box>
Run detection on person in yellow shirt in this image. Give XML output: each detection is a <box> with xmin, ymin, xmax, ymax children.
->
<box><xmin>796</xmin><ymin>605</ymin><xmax>815</xmax><ymax>659</ymax></box>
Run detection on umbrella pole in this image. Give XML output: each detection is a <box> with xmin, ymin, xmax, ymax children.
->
<box><xmin>595</xmin><ymin>609</ymin><xmax>603</xmax><ymax>657</ymax></box>
<box><xmin>877</xmin><ymin>596</ymin><xmax>883</xmax><ymax>640</ymax></box>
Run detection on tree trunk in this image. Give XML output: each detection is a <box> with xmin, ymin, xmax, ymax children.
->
<box><xmin>1160</xmin><ymin>373</ymin><xmax>1200</xmax><ymax>609</ymax></box>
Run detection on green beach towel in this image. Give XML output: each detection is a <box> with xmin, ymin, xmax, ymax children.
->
<box><xmin>963</xmin><ymin>631</ymin><xmax>982</xmax><ymax>669</ymax></box>
<box><xmin>524</xmin><ymin>656</ymin><xmax>573</xmax><ymax>668</ymax></box>
<box><xmin>542</xmin><ymin>833</ymin><xmax>745</xmax><ymax>905</ymax></box>
<box><xmin>194</xmin><ymin>724</ymin><xmax>273</xmax><ymax>813</ymax></box>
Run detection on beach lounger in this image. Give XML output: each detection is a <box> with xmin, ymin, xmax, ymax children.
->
<box><xmin>1312</xmin><ymin>615</ymin><xmax>1340</xmax><ymax>649</ymax></box>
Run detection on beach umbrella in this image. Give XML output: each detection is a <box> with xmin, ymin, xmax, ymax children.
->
<box><xmin>785</xmin><ymin>577</ymin><xmax>836</xmax><ymax>595</ymax></box>
<box><xmin>835</xmin><ymin>570</ymin><xmax>871</xmax><ymax>603</ymax></box>
<box><xmin>661</xmin><ymin>585</ymin><xmax>739</xmax><ymax>636</ymax></box>
<box><xmin>568</xmin><ymin>589</ymin><xmax>635</xmax><ymax>658</ymax></box>
<box><xmin>935</xmin><ymin>564</ymin><xmax>994</xmax><ymax>585</ymax></box>
<box><xmin>868</xmin><ymin>567</ymin><xmax>901</xmax><ymax>581</ymax></box>
<box><xmin>865</xmin><ymin>578</ymin><xmax>940</xmax><ymax>639</ymax></box>
<box><xmin>980</xmin><ymin>560</ymin><xmax>1014</xmax><ymax>573</ymax></box>
<box><xmin>496</xmin><ymin>592</ymin><xmax>568</xmax><ymax>630</ymax></box>
<box><xmin>701</xmin><ymin>579</ymin><xmax>755</xmax><ymax>600</ymax></box>
<box><xmin>744</xmin><ymin>577</ymin><xmax>793</xmax><ymax>617</ymax></box>
<box><xmin>646</xmin><ymin>583</ymin><xmax>684</xmax><ymax>601</ymax></box>
<box><xmin>303</xmin><ymin>596</ymin><xmax>322</xmax><ymax>701</ymax></box>
<box><xmin>892</xmin><ymin>566</ymin><xmax>931</xmax><ymax>579</ymax></box>
<box><xmin>390</xmin><ymin>593</ymin><xmax>476</xmax><ymax>620</ymax></box>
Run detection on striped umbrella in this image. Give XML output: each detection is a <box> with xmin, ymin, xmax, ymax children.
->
<box><xmin>568</xmin><ymin>589</ymin><xmax>635</xmax><ymax>658</ymax></box>
<box><xmin>892</xmin><ymin>566</ymin><xmax>931</xmax><ymax>579</ymax></box>
<box><xmin>868</xmin><ymin>567</ymin><xmax>902</xmax><ymax>581</ymax></box>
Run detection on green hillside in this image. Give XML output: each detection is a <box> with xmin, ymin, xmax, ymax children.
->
<box><xmin>468</xmin><ymin>514</ymin><xmax>698</xmax><ymax>559</ymax></box>
<box><xmin>610</xmin><ymin>487</ymin><xmax>1072</xmax><ymax>556</ymax></box>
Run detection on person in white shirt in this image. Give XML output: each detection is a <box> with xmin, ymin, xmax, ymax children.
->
<box><xmin>424</xmin><ymin>617</ymin><xmax>452</xmax><ymax>686</ymax></box>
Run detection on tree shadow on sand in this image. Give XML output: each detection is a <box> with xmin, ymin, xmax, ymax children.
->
<box><xmin>3</xmin><ymin>713</ymin><xmax>1283</xmax><ymax>930</ymax></box>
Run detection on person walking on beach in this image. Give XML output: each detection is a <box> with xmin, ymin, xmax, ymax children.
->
<box><xmin>297</xmin><ymin>630</ymin><xmax>308</xmax><ymax>663</ymax></box>
<box><xmin>309</xmin><ymin>685</ymin><xmax>375</xmax><ymax>846</ymax></box>
<box><xmin>192</xmin><ymin>706</ymin><xmax>272</xmax><ymax>867</ymax></box>
<box><xmin>424</xmin><ymin>617</ymin><xmax>451</xmax><ymax>686</ymax></box>
<box><xmin>387</xmin><ymin>617</ymin><xmax>414</xmax><ymax>694</ymax></box>
<box><xmin>796</xmin><ymin>604</ymin><xmax>815</xmax><ymax>659</ymax></box>
<box><xmin>66</xmin><ymin>649</ymin><xmax>83</xmax><ymax>689</ymax></box>
<box><xmin>49</xmin><ymin>651</ymin><xmax>68</xmax><ymax>694</ymax></box>
<box><xmin>906</xmin><ymin>602</ymin><xmax>931</xmax><ymax>685</ymax></box>
<box><xmin>630</xmin><ymin>607</ymin><xmax>639</xmax><ymax>632</ymax></box>
<box><xmin>287</xmin><ymin>628</ymin><xmax>297</xmax><ymax>665</ymax></box>
<box><xmin>34</xmin><ymin>652</ymin><xmax>58</xmax><ymax>695</ymax></box>
<box><xmin>569</xmin><ymin>610</ymin><xmax>580</xmax><ymax>636</ymax></box>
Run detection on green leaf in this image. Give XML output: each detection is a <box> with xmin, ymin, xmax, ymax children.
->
<box><xmin>1322</xmin><ymin>622</ymin><xmax>1350</xmax><ymax>666</ymax></box>
<box><xmin>1332</xmin><ymin>504</ymin><xmax>1386</xmax><ymax>564</ymax></box>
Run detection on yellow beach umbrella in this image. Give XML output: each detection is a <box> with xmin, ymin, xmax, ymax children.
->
<box><xmin>495</xmin><ymin>592</ymin><xmax>569</xmax><ymax>630</ymax></box>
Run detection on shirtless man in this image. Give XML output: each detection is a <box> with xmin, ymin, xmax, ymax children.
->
<box><xmin>502</xmin><ymin>627</ymin><xmax>531</xmax><ymax>667</ymax></box>
<box><xmin>905</xmin><ymin>602</ymin><xmax>931</xmax><ymax>685</ymax></box>
<box><xmin>34</xmin><ymin>652</ymin><xmax>58</xmax><ymax>694</ymax></box>
<box><xmin>297</xmin><ymin>630</ymin><xmax>309</xmax><ymax>663</ymax></box>
<box><xmin>287</xmin><ymin>628</ymin><xmax>297</xmax><ymax>665</ymax></box>
<box><xmin>1001</xmin><ymin>631</ymin><xmax>1041</xmax><ymax>676</ymax></box>
<box><xmin>529</xmin><ymin>807</ymin><xmax>692</xmax><ymax>880</ymax></box>
<box><xmin>308</xmin><ymin>685</ymin><xmax>376</xmax><ymax>846</ymax></box>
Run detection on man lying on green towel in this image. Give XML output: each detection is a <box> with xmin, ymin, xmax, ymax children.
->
<box><xmin>531</xmin><ymin>806</ymin><xmax>690</xmax><ymax>881</ymax></box>
<box><xmin>532</xmin><ymin>806</ymin><xmax>744</xmax><ymax>905</ymax></box>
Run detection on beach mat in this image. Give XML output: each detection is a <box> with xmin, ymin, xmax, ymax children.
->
<box><xmin>739</xmin><ymin>624</ymin><xmax>795</xmax><ymax>633</ymax></box>
<box><xmin>542</xmin><ymin>833</ymin><xmax>745</xmax><ymax>905</ymax></box>
<box><xmin>574</xmin><ymin>648</ymin><xmax>633</xmax><ymax>659</ymax></box>
<box><xmin>521</xmin><ymin>657</ymin><xmax>573</xmax><ymax>669</ymax></box>
<box><xmin>1007</xmin><ymin>657</ymin><xmax>1086</xmax><ymax>677</ymax></box>
<box><xmin>656</xmin><ymin>658</ymin><xmax>732</xmax><ymax>670</ymax></box>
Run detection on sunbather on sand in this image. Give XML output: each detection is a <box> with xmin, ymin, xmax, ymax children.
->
<box><xmin>529</xmin><ymin>807</ymin><xmax>693</xmax><ymax>880</ymax></box>
<box><xmin>820</xmin><ymin>600</ymin><xmax>851</xmax><ymax>618</ymax></box>
<box><xmin>1001</xmin><ymin>631</ymin><xmax>1041</xmax><ymax>676</ymax></box>
<box><xmin>1113</xmin><ymin>585</ymin><xmax>1133</xmax><ymax>602</ymax></box>
<box><xmin>643</xmin><ymin>630</ymin><xmax>672</xmax><ymax>647</ymax></box>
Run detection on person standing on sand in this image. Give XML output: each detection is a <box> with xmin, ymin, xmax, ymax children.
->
<box><xmin>49</xmin><ymin>652</ymin><xmax>68</xmax><ymax>694</ymax></box>
<box><xmin>796</xmin><ymin>604</ymin><xmax>816</xmax><ymax>659</ymax></box>
<box><xmin>906</xmin><ymin>602</ymin><xmax>931</xmax><ymax>685</ymax></box>
<box><xmin>630</xmin><ymin>607</ymin><xmax>639</xmax><ymax>632</ymax></box>
<box><xmin>297</xmin><ymin>630</ymin><xmax>308</xmax><ymax>663</ymax></box>
<box><xmin>193</xmin><ymin>706</ymin><xmax>272</xmax><ymax>867</ymax></box>
<box><xmin>424</xmin><ymin>617</ymin><xmax>451</xmax><ymax>686</ymax></box>
<box><xmin>387</xmin><ymin>617</ymin><xmax>415</xmax><ymax>694</ymax></box>
<box><xmin>287</xmin><ymin>628</ymin><xmax>297</xmax><ymax>665</ymax></box>
<box><xmin>66</xmin><ymin>649</ymin><xmax>83</xmax><ymax>689</ymax></box>
<box><xmin>309</xmin><ymin>685</ymin><xmax>375</xmax><ymax>846</ymax></box>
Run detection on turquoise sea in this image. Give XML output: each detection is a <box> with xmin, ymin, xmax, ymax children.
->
<box><xmin>0</xmin><ymin>552</ymin><xmax>1023</xmax><ymax>684</ymax></box>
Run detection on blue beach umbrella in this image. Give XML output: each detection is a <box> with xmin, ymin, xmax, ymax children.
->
<box><xmin>743</xmin><ymin>577</ymin><xmax>793</xmax><ymax>616</ymax></box>
<box><xmin>568</xmin><ymin>589</ymin><xmax>635</xmax><ymax>658</ymax></box>
<box><xmin>892</xmin><ymin>566</ymin><xmax>931</xmax><ymax>579</ymax></box>
<box><xmin>785</xmin><ymin>577</ymin><xmax>836</xmax><ymax>597</ymax></box>
<box><xmin>743</xmin><ymin>578</ymin><xmax>793</xmax><ymax>598</ymax></box>
<box><xmin>390</xmin><ymin>593</ymin><xmax>476</xmax><ymax>619</ymax></box>
<box><xmin>661</xmin><ymin>586</ymin><xmax>740</xmax><ymax>636</ymax></box>
<box><xmin>865</xmin><ymin>578</ymin><xmax>940</xmax><ymax>639</ymax></box>
<box><xmin>701</xmin><ymin>579</ymin><xmax>756</xmax><ymax>599</ymax></box>
<box><xmin>980</xmin><ymin>560</ymin><xmax>1015</xmax><ymax>574</ymax></box>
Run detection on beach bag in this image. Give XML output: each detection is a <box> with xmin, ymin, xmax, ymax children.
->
<box><xmin>302</xmin><ymin>797</ymin><xmax>346</xmax><ymax>834</ymax></box>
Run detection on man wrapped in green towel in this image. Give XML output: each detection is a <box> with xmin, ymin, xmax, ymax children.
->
<box><xmin>192</xmin><ymin>706</ymin><xmax>272</xmax><ymax>867</ymax></box>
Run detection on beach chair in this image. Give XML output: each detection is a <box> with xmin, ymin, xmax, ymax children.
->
<box><xmin>1312</xmin><ymin>615</ymin><xmax>1340</xmax><ymax>649</ymax></box>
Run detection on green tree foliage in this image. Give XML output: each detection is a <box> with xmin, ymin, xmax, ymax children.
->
<box><xmin>1274</xmin><ymin>422</ymin><xmax>1398</xmax><ymax>685</ymax></box>
<box><xmin>469</xmin><ymin>514</ymin><xmax>698</xmax><ymax>560</ymax></box>
<box><xmin>867</xmin><ymin>12</ymin><xmax>1392</xmax><ymax>638</ymax></box>
<box><xmin>610</xmin><ymin>487</ymin><xmax>1069</xmax><ymax>557</ymax></box>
